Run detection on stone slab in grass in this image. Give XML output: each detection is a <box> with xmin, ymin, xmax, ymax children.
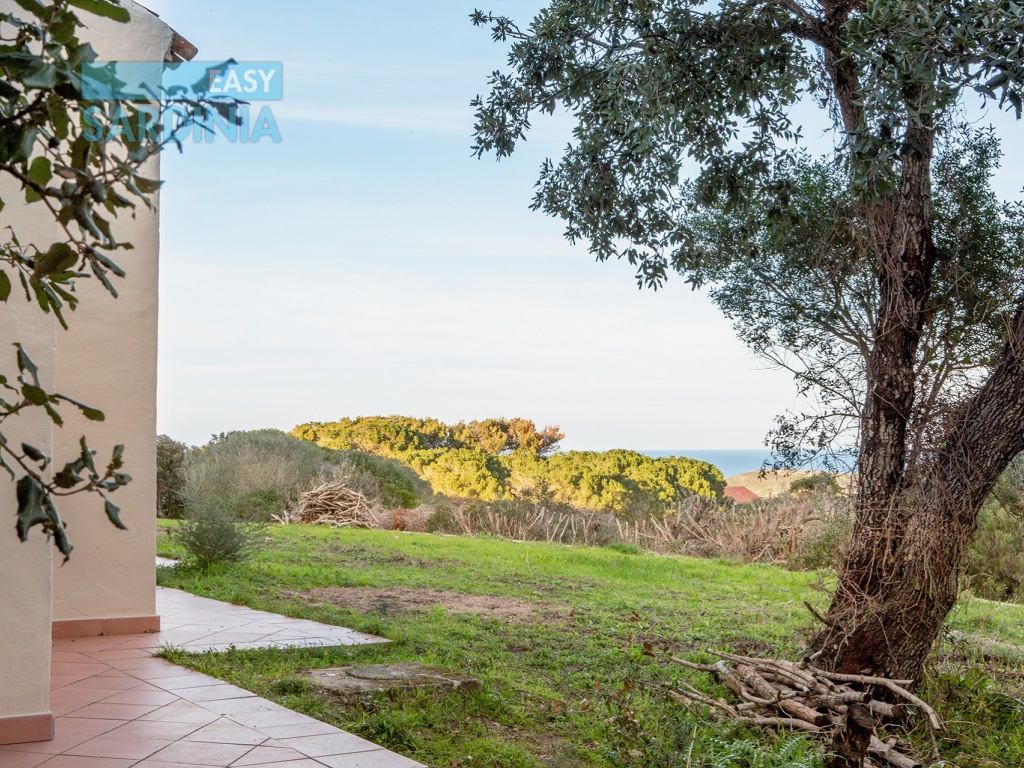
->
<box><xmin>307</xmin><ymin>663</ymin><xmax>482</xmax><ymax>695</ymax></box>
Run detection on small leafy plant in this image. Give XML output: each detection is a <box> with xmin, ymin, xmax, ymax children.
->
<box><xmin>171</xmin><ymin>502</ymin><xmax>264</xmax><ymax>568</ymax></box>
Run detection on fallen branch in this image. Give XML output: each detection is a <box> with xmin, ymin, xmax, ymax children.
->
<box><xmin>807</xmin><ymin>667</ymin><xmax>941</xmax><ymax>732</ymax></box>
<box><xmin>669</xmin><ymin>650</ymin><xmax>942</xmax><ymax>767</ymax></box>
<box><xmin>291</xmin><ymin>482</ymin><xmax>381</xmax><ymax>528</ymax></box>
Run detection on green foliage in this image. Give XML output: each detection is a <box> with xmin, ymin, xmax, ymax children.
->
<box><xmin>170</xmin><ymin>503</ymin><xmax>264</xmax><ymax>569</ymax></box>
<box><xmin>471</xmin><ymin>2</ymin><xmax>1024</xmax><ymax>281</ymax></box>
<box><xmin>293</xmin><ymin>415</ymin><xmax>564</xmax><ymax>456</ymax></box>
<box><xmin>406</xmin><ymin>448</ymin><xmax>511</xmax><ymax>502</ymax></box>
<box><xmin>294</xmin><ymin>417</ymin><xmax>724</xmax><ymax>513</ymax></box>
<box><xmin>515</xmin><ymin>449</ymin><xmax>725</xmax><ymax>513</ymax></box>
<box><xmin>337</xmin><ymin>450</ymin><xmax>430</xmax><ymax>509</ymax></box>
<box><xmin>964</xmin><ymin>504</ymin><xmax>1024</xmax><ymax>602</ymax></box>
<box><xmin>0</xmin><ymin>0</ymin><xmax>229</xmax><ymax>556</ymax></box>
<box><xmin>700</xmin><ymin>736</ymin><xmax>821</xmax><ymax>768</ymax></box>
<box><xmin>962</xmin><ymin>457</ymin><xmax>1024</xmax><ymax>601</ymax></box>
<box><xmin>183</xmin><ymin>430</ymin><xmax>327</xmax><ymax>521</ymax></box>
<box><xmin>992</xmin><ymin>454</ymin><xmax>1024</xmax><ymax>522</ymax></box>
<box><xmin>788</xmin><ymin>473</ymin><xmax>841</xmax><ymax>497</ymax></box>
<box><xmin>797</xmin><ymin>513</ymin><xmax>854</xmax><ymax>572</ymax></box>
<box><xmin>156</xmin><ymin>435</ymin><xmax>188</xmax><ymax>519</ymax></box>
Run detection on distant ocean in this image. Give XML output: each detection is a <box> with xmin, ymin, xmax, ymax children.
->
<box><xmin>640</xmin><ymin>450</ymin><xmax>856</xmax><ymax>479</ymax></box>
<box><xmin>640</xmin><ymin>450</ymin><xmax>775</xmax><ymax>479</ymax></box>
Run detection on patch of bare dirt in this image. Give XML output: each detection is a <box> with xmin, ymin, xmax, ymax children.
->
<box><xmin>289</xmin><ymin>586</ymin><xmax>569</xmax><ymax>624</ymax></box>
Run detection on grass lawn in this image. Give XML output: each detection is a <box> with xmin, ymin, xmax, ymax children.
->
<box><xmin>156</xmin><ymin>524</ymin><xmax>1024</xmax><ymax>768</ymax></box>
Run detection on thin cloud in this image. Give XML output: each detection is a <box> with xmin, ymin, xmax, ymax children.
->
<box><xmin>274</xmin><ymin>103</ymin><xmax>474</xmax><ymax>135</ymax></box>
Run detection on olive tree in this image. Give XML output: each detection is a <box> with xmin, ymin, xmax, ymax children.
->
<box><xmin>471</xmin><ymin>0</ymin><xmax>1024</xmax><ymax>695</ymax></box>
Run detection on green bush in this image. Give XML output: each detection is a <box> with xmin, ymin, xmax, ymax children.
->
<box><xmin>337</xmin><ymin>450</ymin><xmax>427</xmax><ymax>509</ymax></box>
<box><xmin>293</xmin><ymin>416</ymin><xmax>726</xmax><ymax>514</ymax></box>
<box><xmin>797</xmin><ymin>510</ymin><xmax>853</xmax><ymax>570</ymax></box>
<box><xmin>406</xmin><ymin>448</ymin><xmax>511</xmax><ymax>501</ymax></box>
<box><xmin>965</xmin><ymin>504</ymin><xmax>1024</xmax><ymax>601</ymax></box>
<box><xmin>171</xmin><ymin>503</ymin><xmax>265</xmax><ymax>568</ymax></box>
<box><xmin>156</xmin><ymin>435</ymin><xmax>188</xmax><ymax>519</ymax></box>
<box><xmin>183</xmin><ymin>430</ymin><xmax>327</xmax><ymax>520</ymax></box>
<box><xmin>789</xmin><ymin>473</ymin><xmax>841</xmax><ymax>496</ymax></box>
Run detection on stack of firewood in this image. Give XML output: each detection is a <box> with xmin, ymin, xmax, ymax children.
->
<box><xmin>670</xmin><ymin>651</ymin><xmax>940</xmax><ymax>768</ymax></box>
<box><xmin>294</xmin><ymin>482</ymin><xmax>380</xmax><ymax>528</ymax></box>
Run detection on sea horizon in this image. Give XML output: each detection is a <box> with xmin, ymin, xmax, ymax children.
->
<box><xmin>639</xmin><ymin>449</ymin><xmax>775</xmax><ymax>478</ymax></box>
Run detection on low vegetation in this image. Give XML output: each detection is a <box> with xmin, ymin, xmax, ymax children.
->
<box><xmin>156</xmin><ymin>525</ymin><xmax>1024</xmax><ymax>768</ymax></box>
<box><xmin>158</xmin><ymin>428</ymin><xmax>1024</xmax><ymax>603</ymax></box>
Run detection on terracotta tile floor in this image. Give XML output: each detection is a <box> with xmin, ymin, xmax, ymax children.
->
<box><xmin>0</xmin><ymin>588</ymin><xmax>424</xmax><ymax>768</ymax></box>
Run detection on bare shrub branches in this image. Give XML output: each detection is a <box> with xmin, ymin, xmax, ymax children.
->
<box><xmin>616</xmin><ymin>494</ymin><xmax>852</xmax><ymax>565</ymax></box>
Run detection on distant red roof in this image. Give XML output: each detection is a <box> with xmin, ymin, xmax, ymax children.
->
<box><xmin>724</xmin><ymin>486</ymin><xmax>760</xmax><ymax>504</ymax></box>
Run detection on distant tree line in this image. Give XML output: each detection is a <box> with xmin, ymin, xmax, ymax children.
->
<box><xmin>292</xmin><ymin>416</ymin><xmax>724</xmax><ymax>513</ymax></box>
<box><xmin>293</xmin><ymin>416</ymin><xmax>565</xmax><ymax>456</ymax></box>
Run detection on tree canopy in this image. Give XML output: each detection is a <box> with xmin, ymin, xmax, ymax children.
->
<box><xmin>292</xmin><ymin>416</ymin><xmax>725</xmax><ymax>512</ymax></box>
<box><xmin>293</xmin><ymin>416</ymin><xmax>565</xmax><ymax>457</ymax></box>
<box><xmin>471</xmin><ymin>0</ymin><xmax>1024</xmax><ymax>758</ymax></box>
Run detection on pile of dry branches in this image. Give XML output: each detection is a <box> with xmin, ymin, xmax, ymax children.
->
<box><xmin>290</xmin><ymin>482</ymin><xmax>381</xmax><ymax>528</ymax></box>
<box><xmin>670</xmin><ymin>651</ymin><xmax>941</xmax><ymax>768</ymax></box>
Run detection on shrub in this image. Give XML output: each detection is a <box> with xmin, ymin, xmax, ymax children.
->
<box><xmin>292</xmin><ymin>416</ymin><xmax>726</xmax><ymax>513</ymax></box>
<box><xmin>183</xmin><ymin>430</ymin><xmax>327</xmax><ymax>520</ymax></box>
<box><xmin>336</xmin><ymin>450</ymin><xmax>428</xmax><ymax>509</ymax></box>
<box><xmin>964</xmin><ymin>504</ymin><xmax>1024</xmax><ymax>601</ymax></box>
<box><xmin>171</xmin><ymin>503</ymin><xmax>264</xmax><ymax>568</ymax></box>
<box><xmin>992</xmin><ymin>454</ymin><xmax>1024</xmax><ymax>520</ymax></box>
<box><xmin>406</xmin><ymin>448</ymin><xmax>510</xmax><ymax>501</ymax></box>
<box><xmin>156</xmin><ymin>435</ymin><xmax>188</xmax><ymax>518</ymax></box>
<box><xmin>789</xmin><ymin>472</ymin><xmax>841</xmax><ymax>496</ymax></box>
<box><xmin>797</xmin><ymin>509</ymin><xmax>854</xmax><ymax>570</ymax></box>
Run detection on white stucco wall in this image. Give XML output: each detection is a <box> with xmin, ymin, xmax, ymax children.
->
<box><xmin>0</xmin><ymin>311</ymin><xmax>55</xmax><ymax>721</ymax></box>
<box><xmin>51</xmin><ymin>3</ymin><xmax>172</xmax><ymax>624</ymax></box>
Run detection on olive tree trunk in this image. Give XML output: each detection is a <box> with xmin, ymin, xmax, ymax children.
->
<box><xmin>819</xmin><ymin>303</ymin><xmax>1024</xmax><ymax>678</ymax></box>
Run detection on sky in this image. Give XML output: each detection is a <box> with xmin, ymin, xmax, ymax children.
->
<box><xmin>142</xmin><ymin>0</ymin><xmax>1024</xmax><ymax>451</ymax></box>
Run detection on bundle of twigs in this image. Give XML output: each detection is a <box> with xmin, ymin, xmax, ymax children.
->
<box><xmin>293</xmin><ymin>482</ymin><xmax>380</xmax><ymax>528</ymax></box>
<box><xmin>670</xmin><ymin>651</ymin><xmax>941</xmax><ymax>768</ymax></box>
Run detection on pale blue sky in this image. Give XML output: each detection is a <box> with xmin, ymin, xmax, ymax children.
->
<box><xmin>143</xmin><ymin>1</ymin><xmax>1023</xmax><ymax>450</ymax></box>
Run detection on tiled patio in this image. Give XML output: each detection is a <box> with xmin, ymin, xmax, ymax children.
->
<box><xmin>0</xmin><ymin>588</ymin><xmax>424</xmax><ymax>768</ymax></box>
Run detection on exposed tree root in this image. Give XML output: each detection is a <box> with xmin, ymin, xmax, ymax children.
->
<box><xmin>669</xmin><ymin>651</ymin><xmax>942</xmax><ymax>768</ymax></box>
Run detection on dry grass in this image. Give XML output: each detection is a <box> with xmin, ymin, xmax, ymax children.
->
<box><xmin>421</xmin><ymin>494</ymin><xmax>853</xmax><ymax>568</ymax></box>
<box><xmin>616</xmin><ymin>495</ymin><xmax>851</xmax><ymax>565</ymax></box>
<box><xmin>434</xmin><ymin>501</ymin><xmax>614</xmax><ymax>546</ymax></box>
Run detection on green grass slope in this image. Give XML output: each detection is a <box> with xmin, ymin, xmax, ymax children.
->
<box><xmin>157</xmin><ymin>524</ymin><xmax>1024</xmax><ymax>768</ymax></box>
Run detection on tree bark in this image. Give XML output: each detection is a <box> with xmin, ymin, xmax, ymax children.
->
<box><xmin>806</xmin><ymin>0</ymin><xmax>1024</xmax><ymax>689</ymax></box>
<box><xmin>827</xmin><ymin>703</ymin><xmax>875</xmax><ymax>768</ymax></box>
<box><xmin>815</xmin><ymin>299</ymin><xmax>1024</xmax><ymax>681</ymax></box>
